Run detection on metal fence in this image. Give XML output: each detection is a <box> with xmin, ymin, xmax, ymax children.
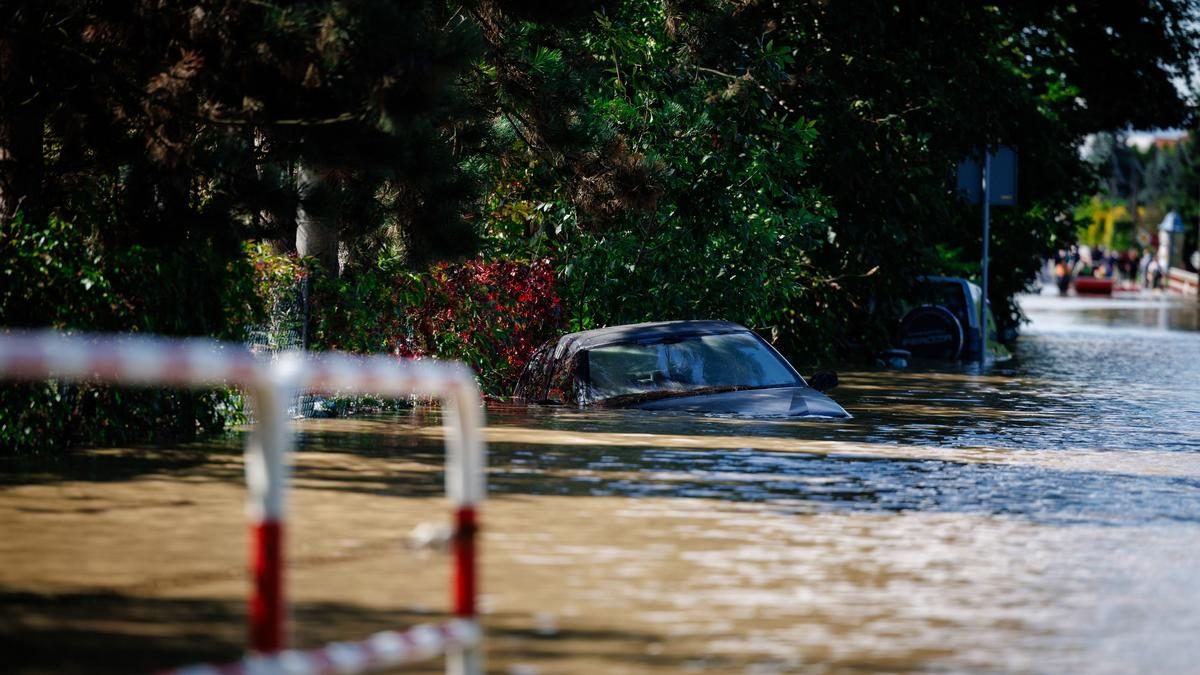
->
<box><xmin>0</xmin><ymin>330</ymin><xmax>486</xmax><ymax>675</ymax></box>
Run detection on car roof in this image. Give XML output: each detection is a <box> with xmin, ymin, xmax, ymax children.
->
<box><xmin>919</xmin><ymin>275</ymin><xmax>980</xmax><ymax>293</ymax></box>
<box><xmin>553</xmin><ymin>320</ymin><xmax>750</xmax><ymax>355</ymax></box>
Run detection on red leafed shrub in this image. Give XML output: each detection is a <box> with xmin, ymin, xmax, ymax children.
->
<box><xmin>408</xmin><ymin>258</ymin><xmax>562</xmax><ymax>394</ymax></box>
<box><xmin>311</xmin><ymin>258</ymin><xmax>562</xmax><ymax>396</ymax></box>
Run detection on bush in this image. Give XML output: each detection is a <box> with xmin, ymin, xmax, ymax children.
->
<box><xmin>245</xmin><ymin>242</ymin><xmax>311</xmax><ymax>352</ymax></box>
<box><xmin>311</xmin><ymin>257</ymin><xmax>562</xmax><ymax>396</ymax></box>
<box><xmin>0</xmin><ymin>214</ymin><xmax>252</xmax><ymax>453</ymax></box>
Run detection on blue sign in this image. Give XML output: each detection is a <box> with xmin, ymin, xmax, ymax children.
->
<box><xmin>1159</xmin><ymin>210</ymin><xmax>1186</xmax><ymax>233</ymax></box>
<box><xmin>957</xmin><ymin>146</ymin><xmax>1018</xmax><ymax>206</ymax></box>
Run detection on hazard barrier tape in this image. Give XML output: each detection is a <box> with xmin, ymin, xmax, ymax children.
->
<box><xmin>0</xmin><ymin>330</ymin><xmax>486</xmax><ymax>675</ymax></box>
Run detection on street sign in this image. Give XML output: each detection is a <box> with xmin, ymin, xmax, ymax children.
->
<box><xmin>957</xmin><ymin>146</ymin><xmax>1018</xmax><ymax>206</ymax></box>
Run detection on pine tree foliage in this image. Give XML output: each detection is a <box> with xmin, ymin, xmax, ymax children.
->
<box><xmin>1</xmin><ymin>1</ymin><xmax>487</xmax><ymax>267</ymax></box>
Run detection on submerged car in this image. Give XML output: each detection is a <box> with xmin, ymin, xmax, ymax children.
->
<box><xmin>514</xmin><ymin>320</ymin><xmax>849</xmax><ymax>418</ymax></box>
<box><xmin>897</xmin><ymin>275</ymin><xmax>1011</xmax><ymax>361</ymax></box>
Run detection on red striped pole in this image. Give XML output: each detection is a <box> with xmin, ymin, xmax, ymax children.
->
<box><xmin>250</xmin><ymin>520</ymin><xmax>285</xmax><ymax>652</ymax></box>
<box><xmin>452</xmin><ymin>507</ymin><xmax>478</xmax><ymax>618</ymax></box>
<box><xmin>444</xmin><ymin>382</ymin><xmax>485</xmax><ymax>675</ymax></box>
<box><xmin>244</xmin><ymin>372</ymin><xmax>293</xmax><ymax>655</ymax></box>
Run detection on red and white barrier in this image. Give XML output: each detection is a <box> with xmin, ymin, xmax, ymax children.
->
<box><xmin>1167</xmin><ymin>267</ymin><xmax>1199</xmax><ymax>298</ymax></box>
<box><xmin>0</xmin><ymin>330</ymin><xmax>486</xmax><ymax>675</ymax></box>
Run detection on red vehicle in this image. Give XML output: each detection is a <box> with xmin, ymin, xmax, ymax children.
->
<box><xmin>1073</xmin><ymin>276</ymin><xmax>1114</xmax><ymax>296</ymax></box>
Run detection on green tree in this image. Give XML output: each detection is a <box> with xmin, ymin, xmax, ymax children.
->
<box><xmin>0</xmin><ymin>1</ymin><xmax>502</xmax><ymax>450</ymax></box>
<box><xmin>468</xmin><ymin>1</ymin><xmax>842</xmax><ymax>361</ymax></box>
<box><xmin>705</xmin><ymin>0</ymin><xmax>1195</xmax><ymax>337</ymax></box>
<box><xmin>464</xmin><ymin>0</ymin><xmax>1197</xmax><ymax>361</ymax></box>
<box><xmin>1087</xmin><ymin>130</ymin><xmax>1200</xmax><ymax>264</ymax></box>
<box><xmin>0</xmin><ymin>2</ymin><xmax>487</xmax><ymax>271</ymax></box>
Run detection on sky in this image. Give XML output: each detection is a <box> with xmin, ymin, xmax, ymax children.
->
<box><xmin>1126</xmin><ymin>129</ymin><xmax>1190</xmax><ymax>151</ymax></box>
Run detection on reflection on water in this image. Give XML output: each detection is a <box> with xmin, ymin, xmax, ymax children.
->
<box><xmin>2</xmin><ymin>293</ymin><xmax>1200</xmax><ymax>673</ymax></box>
<box><xmin>1020</xmin><ymin>292</ymin><xmax>1200</xmax><ymax>333</ymax></box>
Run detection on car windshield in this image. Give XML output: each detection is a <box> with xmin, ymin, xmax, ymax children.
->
<box><xmin>585</xmin><ymin>332</ymin><xmax>799</xmax><ymax>401</ymax></box>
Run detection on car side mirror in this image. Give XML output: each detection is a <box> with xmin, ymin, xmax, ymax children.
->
<box><xmin>809</xmin><ymin>371</ymin><xmax>838</xmax><ymax>392</ymax></box>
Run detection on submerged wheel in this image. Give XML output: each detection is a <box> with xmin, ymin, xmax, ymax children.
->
<box><xmin>898</xmin><ymin>305</ymin><xmax>964</xmax><ymax>359</ymax></box>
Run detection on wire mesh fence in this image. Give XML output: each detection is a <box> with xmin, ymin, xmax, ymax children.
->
<box><xmin>244</xmin><ymin>279</ymin><xmax>327</xmax><ymax>418</ymax></box>
<box><xmin>244</xmin><ymin>279</ymin><xmax>417</xmax><ymax>418</ymax></box>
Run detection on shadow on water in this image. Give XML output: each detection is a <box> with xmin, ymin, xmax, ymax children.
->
<box><xmin>0</xmin><ymin>441</ymin><xmax>245</xmax><ymax>498</ymax></box>
<box><xmin>35</xmin><ymin>409</ymin><xmax>1162</xmax><ymax>529</ymax></box>
<box><xmin>489</xmin><ymin>445</ymin><xmax>1200</xmax><ymax>526</ymax></box>
<box><xmin>0</xmin><ymin>587</ymin><xmax>715</xmax><ymax>674</ymax></box>
<box><xmin>0</xmin><ymin>589</ymin><xmax>246</xmax><ymax>674</ymax></box>
<box><xmin>6</xmin><ymin>394</ymin><xmax>1197</xmax><ymax>526</ymax></box>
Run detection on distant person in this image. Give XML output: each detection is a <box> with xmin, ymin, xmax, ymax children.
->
<box><xmin>1139</xmin><ymin>248</ymin><xmax>1154</xmax><ymax>288</ymax></box>
<box><xmin>1120</xmin><ymin>248</ymin><xmax>1138</xmax><ymax>282</ymax></box>
<box><xmin>1054</xmin><ymin>258</ymin><xmax>1071</xmax><ymax>295</ymax></box>
<box><xmin>1074</xmin><ymin>245</ymin><xmax>1094</xmax><ymax>278</ymax></box>
<box><xmin>1073</xmin><ymin>257</ymin><xmax>1092</xmax><ymax>279</ymax></box>
<box><xmin>1147</xmin><ymin>256</ymin><xmax>1164</xmax><ymax>289</ymax></box>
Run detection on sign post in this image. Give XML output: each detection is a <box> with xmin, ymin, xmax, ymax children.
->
<box><xmin>980</xmin><ymin>152</ymin><xmax>991</xmax><ymax>362</ymax></box>
<box><xmin>957</xmin><ymin>146</ymin><xmax>1017</xmax><ymax>361</ymax></box>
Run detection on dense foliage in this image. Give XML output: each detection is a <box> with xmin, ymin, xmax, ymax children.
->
<box><xmin>472</xmin><ymin>2</ymin><xmax>841</xmax><ymax>359</ymax></box>
<box><xmin>2</xmin><ymin>1</ymin><xmax>1197</xmax><ymax>451</ymax></box>
<box><xmin>0</xmin><ymin>0</ymin><xmax>490</xmax><ymax>264</ymax></box>
<box><xmin>313</xmin><ymin>256</ymin><xmax>563</xmax><ymax>395</ymax></box>
<box><xmin>0</xmin><ymin>214</ymin><xmax>254</xmax><ymax>452</ymax></box>
<box><xmin>469</xmin><ymin>0</ymin><xmax>1197</xmax><ymax>357</ymax></box>
<box><xmin>250</xmin><ymin>246</ymin><xmax>562</xmax><ymax>396</ymax></box>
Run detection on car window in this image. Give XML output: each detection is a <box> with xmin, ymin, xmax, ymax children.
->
<box><xmin>919</xmin><ymin>281</ymin><xmax>971</xmax><ymax>327</ymax></box>
<box><xmin>514</xmin><ymin>342</ymin><xmax>553</xmax><ymax>400</ymax></box>
<box><xmin>545</xmin><ymin>353</ymin><xmax>580</xmax><ymax>404</ymax></box>
<box><xmin>514</xmin><ymin>341</ymin><xmax>585</xmax><ymax>404</ymax></box>
<box><xmin>921</xmin><ymin>282</ymin><xmax>963</xmax><ymax>310</ymax></box>
<box><xmin>585</xmin><ymin>332</ymin><xmax>799</xmax><ymax>401</ymax></box>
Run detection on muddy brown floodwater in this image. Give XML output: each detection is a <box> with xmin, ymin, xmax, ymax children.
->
<box><xmin>3</xmin><ymin>292</ymin><xmax>1200</xmax><ymax>674</ymax></box>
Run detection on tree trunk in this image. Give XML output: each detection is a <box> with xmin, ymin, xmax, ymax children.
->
<box><xmin>295</xmin><ymin>163</ymin><xmax>339</xmax><ymax>276</ymax></box>
<box><xmin>0</xmin><ymin>113</ymin><xmax>44</xmax><ymax>224</ymax></box>
<box><xmin>0</xmin><ymin>9</ymin><xmax>46</xmax><ymax>226</ymax></box>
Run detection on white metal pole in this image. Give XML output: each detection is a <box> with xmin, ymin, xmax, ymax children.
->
<box><xmin>244</xmin><ymin>354</ymin><xmax>301</xmax><ymax>653</ymax></box>
<box><xmin>444</xmin><ymin>378</ymin><xmax>485</xmax><ymax>675</ymax></box>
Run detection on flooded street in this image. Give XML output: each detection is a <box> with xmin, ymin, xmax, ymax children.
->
<box><xmin>3</xmin><ymin>293</ymin><xmax>1200</xmax><ymax>674</ymax></box>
